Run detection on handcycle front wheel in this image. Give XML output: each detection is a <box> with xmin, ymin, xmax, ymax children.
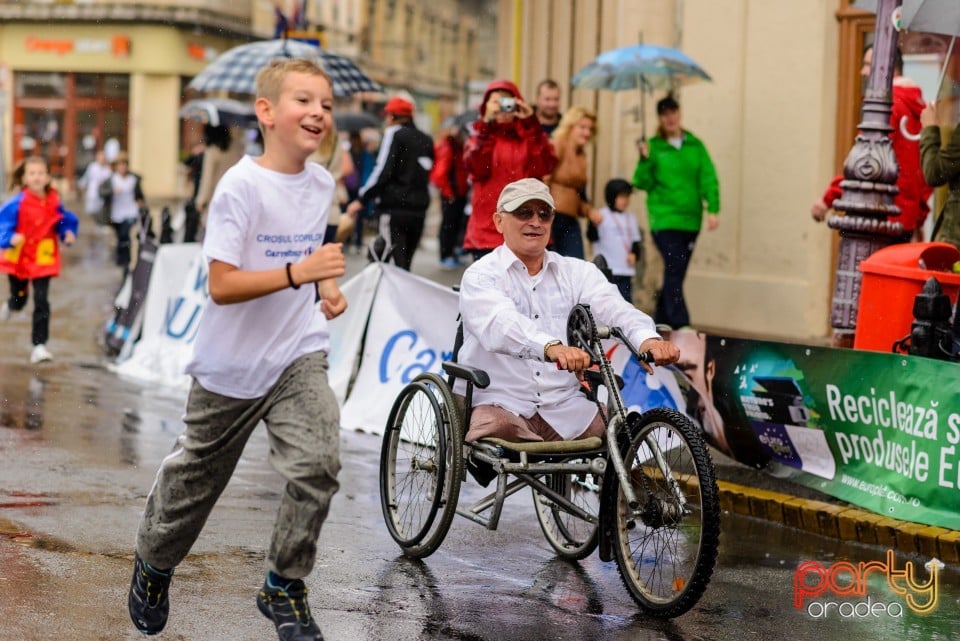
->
<box><xmin>531</xmin><ymin>461</ymin><xmax>601</xmax><ymax>561</ymax></box>
<box><xmin>379</xmin><ymin>373</ymin><xmax>463</xmax><ymax>559</ymax></box>
<box><xmin>604</xmin><ymin>407</ymin><xmax>720</xmax><ymax>618</ymax></box>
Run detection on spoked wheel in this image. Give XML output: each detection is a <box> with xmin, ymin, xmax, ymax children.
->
<box><xmin>604</xmin><ymin>408</ymin><xmax>720</xmax><ymax>617</ymax></box>
<box><xmin>379</xmin><ymin>373</ymin><xmax>463</xmax><ymax>559</ymax></box>
<box><xmin>531</xmin><ymin>460</ymin><xmax>601</xmax><ymax>560</ymax></box>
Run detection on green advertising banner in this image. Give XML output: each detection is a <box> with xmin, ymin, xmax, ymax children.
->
<box><xmin>706</xmin><ymin>336</ymin><xmax>960</xmax><ymax>530</ymax></box>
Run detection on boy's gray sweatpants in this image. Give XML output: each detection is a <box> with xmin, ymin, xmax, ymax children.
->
<box><xmin>136</xmin><ymin>351</ymin><xmax>340</xmax><ymax>579</ymax></box>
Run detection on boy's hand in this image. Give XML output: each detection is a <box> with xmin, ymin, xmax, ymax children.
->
<box><xmin>627</xmin><ymin>253</ymin><xmax>637</xmax><ymax>267</ymax></box>
<box><xmin>346</xmin><ymin>200</ymin><xmax>363</xmax><ymax>218</ymax></box>
<box><xmin>295</xmin><ymin>243</ymin><xmax>346</xmax><ymax>284</ymax></box>
<box><xmin>588</xmin><ymin>208</ymin><xmax>603</xmax><ymax>225</ymax></box>
<box><xmin>318</xmin><ymin>279</ymin><xmax>347</xmax><ymax>319</ymax></box>
<box><xmin>64</xmin><ymin>231</ymin><xmax>76</xmax><ymax>246</ymax></box>
<box><xmin>9</xmin><ymin>233</ymin><xmax>24</xmax><ymax>247</ymax></box>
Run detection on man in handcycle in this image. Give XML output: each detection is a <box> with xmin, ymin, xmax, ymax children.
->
<box><xmin>457</xmin><ymin>178</ymin><xmax>680</xmax><ymax>449</ymax></box>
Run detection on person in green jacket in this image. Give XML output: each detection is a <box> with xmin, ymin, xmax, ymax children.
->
<box><xmin>920</xmin><ymin>100</ymin><xmax>960</xmax><ymax>250</ymax></box>
<box><xmin>633</xmin><ymin>95</ymin><xmax>719</xmax><ymax>329</ymax></box>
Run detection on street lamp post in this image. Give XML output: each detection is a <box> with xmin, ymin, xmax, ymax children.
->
<box><xmin>827</xmin><ymin>0</ymin><xmax>904</xmax><ymax>347</ymax></box>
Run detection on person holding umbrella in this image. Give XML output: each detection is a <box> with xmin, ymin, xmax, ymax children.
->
<box><xmin>633</xmin><ymin>95</ymin><xmax>719</xmax><ymax>330</ymax></box>
<box><xmin>920</xmin><ymin>99</ymin><xmax>960</xmax><ymax>249</ymax></box>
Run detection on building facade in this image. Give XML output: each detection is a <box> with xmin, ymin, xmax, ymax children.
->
<box><xmin>497</xmin><ymin>0</ymin><xmax>956</xmax><ymax>340</ymax></box>
<box><xmin>0</xmin><ymin>0</ymin><xmax>496</xmax><ymax>200</ymax></box>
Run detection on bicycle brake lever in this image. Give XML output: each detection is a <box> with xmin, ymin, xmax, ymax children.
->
<box><xmin>610</xmin><ymin>326</ymin><xmax>655</xmax><ymax>365</ymax></box>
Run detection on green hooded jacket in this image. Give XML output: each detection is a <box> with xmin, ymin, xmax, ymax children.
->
<box><xmin>632</xmin><ymin>131</ymin><xmax>719</xmax><ymax>232</ymax></box>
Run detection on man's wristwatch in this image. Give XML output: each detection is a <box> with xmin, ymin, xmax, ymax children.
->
<box><xmin>543</xmin><ymin>340</ymin><xmax>562</xmax><ymax>362</ymax></box>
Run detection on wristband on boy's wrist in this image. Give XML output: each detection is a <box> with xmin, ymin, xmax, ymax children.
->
<box><xmin>285</xmin><ymin>262</ymin><xmax>301</xmax><ymax>290</ymax></box>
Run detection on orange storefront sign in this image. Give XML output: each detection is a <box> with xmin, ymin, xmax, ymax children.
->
<box><xmin>24</xmin><ymin>35</ymin><xmax>131</xmax><ymax>57</ymax></box>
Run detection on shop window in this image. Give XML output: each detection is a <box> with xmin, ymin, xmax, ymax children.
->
<box><xmin>15</xmin><ymin>72</ymin><xmax>66</xmax><ymax>98</ymax></box>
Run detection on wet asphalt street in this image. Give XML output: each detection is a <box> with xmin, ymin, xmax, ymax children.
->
<box><xmin>1</xmin><ymin>223</ymin><xmax>959</xmax><ymax>641</ymax></box>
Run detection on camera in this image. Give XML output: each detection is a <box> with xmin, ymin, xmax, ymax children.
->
<box><xmin>499</xmin><ymin>97</ymin><xmax>517</xmax><ymax>113</ymax></box>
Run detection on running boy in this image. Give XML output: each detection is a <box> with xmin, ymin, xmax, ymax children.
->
<box><xmin>127</xmin><ymin>58</ymin><xmax>346</xmax><ymax>641</ymax></box>
<box><xmin>588</xmin><ymin>178</ymin><xmax>643</xmax><ymax>302</ymax></box>
<box><xmin>0</xmin><ymin>155</ymin><xmax>78</xmax><ymax>363</ymax></box>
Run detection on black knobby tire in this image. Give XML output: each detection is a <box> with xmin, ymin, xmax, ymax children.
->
<box><xmin>379</xmin><ymin>373</ymin><xmax>463</xmax><ymax>558</ymax></box>
<box><xmin>531</xmin><ymin>460</ymin><xmax>601</xmax><ymax>560</ymax></box>
<box><xmin>603</xmin><ymin>408</ymin><xmax>720</xmax><ymax>617</ymax></box>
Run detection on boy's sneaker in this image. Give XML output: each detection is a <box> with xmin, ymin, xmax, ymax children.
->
<box><xmin>128</xmin><ymin>553</ymin><xmax>173</xmax><ymax>635</ymax></box>
<box><xmin>29</xmin><ymin>344</ymin><xmax>53</xmax><ymax>364</ymax></box>
<box><xmin>438</xmin><ymin>256</ymin><xmax>462</xmax><ymax>270</ymax></box>
<box><xmin>0</xmin><ymin>302</ymin><xmax>9</xmax><ymax>322</ymax></box>
<box><xmin>257</xmin><ymin>577</ymin><xmax>324</xmax><ymax>641</ymax></box>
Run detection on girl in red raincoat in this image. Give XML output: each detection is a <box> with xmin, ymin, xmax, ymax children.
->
<box><xmin>0</xmin><ymin>156</ymin><xmax>79</xmax><ymax>363</ymax></box>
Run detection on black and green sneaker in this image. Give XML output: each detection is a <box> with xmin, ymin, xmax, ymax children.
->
<box><xmin>128</xmin><ymin>553</ymin><xmax>173</xmax><ymax>635</ymax></box>
<box><xmin>257</xmin><ymin>577</ymin><xmax>324</xmax><ymax>641</ymax></box>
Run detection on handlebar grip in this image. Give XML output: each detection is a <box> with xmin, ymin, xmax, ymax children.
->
<box><xmin>637</xmin><ymin>351</ymin><xmax>655</xmax><ymax>364</ymax></box>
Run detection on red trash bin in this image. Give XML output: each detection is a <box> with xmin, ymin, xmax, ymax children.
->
<box><xmin>854</xmin><ymin>242</ymin><xmax>960</xmax><ymax>352</ymax></box>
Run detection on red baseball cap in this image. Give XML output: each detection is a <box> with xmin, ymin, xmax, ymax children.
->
<box><xmin>383</xmin><ymin>96</ymin><xmax>414</xmax><ymax>117</ymax></box>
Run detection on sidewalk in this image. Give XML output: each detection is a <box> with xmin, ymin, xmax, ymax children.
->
<box><xmin>710</xmin><ymin>452</ymin><xmax>960</xmax><ymax>562</ymax></box>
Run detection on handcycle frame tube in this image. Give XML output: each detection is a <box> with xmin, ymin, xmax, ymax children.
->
<box><xmin>604</xmin><ymin>412</ymin><xmax>641</xmax><ymax>510</ymax></box>
<box><xmin>517</xmin><ymin>473</ymin><xmax>600</xmax><ymax>524</ymax></box>
<box><xmin>456</xmin><ymin>476</ymin><xmax>529</xmax><ymax>529</ymax></box>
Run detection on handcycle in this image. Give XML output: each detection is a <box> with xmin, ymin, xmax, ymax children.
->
<box><xmin>378</xmin><ymin>303</ymin><xmax>720</xmax><ymax>618</ymax></box>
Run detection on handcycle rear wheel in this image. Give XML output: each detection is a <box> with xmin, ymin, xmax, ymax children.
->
<box><xmin>379</xmin><ymin>373</ymin><xmax>463</xmax><ymax>559</ymax></box>
<box><xmin>604</xmin><ymin>408</ymin><xmax>720</xmax><ymax>618</ymax></box>
<box><xmin>531</xmin><ymin>461</ymin><xmax>601</xmax><ymax>560</ymax></box>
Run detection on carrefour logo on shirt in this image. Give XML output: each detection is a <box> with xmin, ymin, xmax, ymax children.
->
<box><xmin>257</xmin><ymin>233</ymin><xmax>323</xmax><ymax>258</ymax></box>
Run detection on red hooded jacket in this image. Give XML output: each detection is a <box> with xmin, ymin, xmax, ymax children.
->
<box><xmin>463</xmin><ymin>79</ymin><xmax>558</xmax><ymax>251</ymax></box>
<box><xmin>822</xmin><ymin>81</ymin><xmax>932</xmax><ymax>233</ymax></box>
<box><xmin>0</xmin><ymin>187</ymin><xmax>78</xmax><ymax>280</ymax></box>
<box><xmin>430</xmin><ymin>135</ymin><xmax>469</xmax><ymax>200</ymax></box>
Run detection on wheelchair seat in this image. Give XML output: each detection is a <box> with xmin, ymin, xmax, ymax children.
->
<box><xmin>476</xmin><ymin>436</ymin><xmax>604</xmax><ymax>455</ymax></box>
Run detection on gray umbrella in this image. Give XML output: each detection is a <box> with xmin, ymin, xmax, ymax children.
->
<box><xmin>187</xmin><ymin>39</ymin><xmax>381</xmax><ymax>98</ymax></box>
<box><xmin>854</xmin><ymin>0</ymin><xmax>959</xmax><ymax>94</ymax></box>
<box><xmin>334</xmin><ymin>111</ymin><xmax>381</xmax><ymax>132</ymax></box>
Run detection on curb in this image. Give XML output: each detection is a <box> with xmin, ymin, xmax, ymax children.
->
<box><xmin>717</xmin><ymin>480</ymin><xmax>960</xmax><ymax>562</ymax></box>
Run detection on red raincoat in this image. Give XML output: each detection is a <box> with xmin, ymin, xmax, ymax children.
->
<box><xmin>463</xmin><ymin>80</ymin><xmax>558</xmax><ymax>251</ymax></box>
<box><xmin>0</xmin><ymin>188</ymin><xmax>78</xmax><ymax>280</ymax></box>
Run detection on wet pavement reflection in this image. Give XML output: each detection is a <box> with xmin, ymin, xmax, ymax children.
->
<box><xmin>1</xmin><ymin>228</ymin><xmax>959</xmax><ymax>640</ymax></box>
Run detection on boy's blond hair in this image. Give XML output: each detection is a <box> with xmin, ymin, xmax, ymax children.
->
<box><xmin>255</xmin><ymin>57</ymin><xmax>332</xmax><ymax>103</ymax></box>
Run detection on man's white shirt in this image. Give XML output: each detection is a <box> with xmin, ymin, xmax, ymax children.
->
<box><xmin>457</xmin><ymin>245</ymin><xmax>660</xmax><ymax>439</ymax></box>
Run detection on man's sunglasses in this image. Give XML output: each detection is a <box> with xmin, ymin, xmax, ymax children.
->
<box><xmin>508</xmin><ymin>207</ymin><xmax>555</xmax><ymax>222</ymax></box>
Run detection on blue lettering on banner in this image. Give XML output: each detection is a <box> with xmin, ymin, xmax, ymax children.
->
<box><xmin>162</xmin><ymin>261</ymin><xmax>207</xmax><ymax>342</ymax></box>
<box><xmin>193</xmin><ymin>265</ymin><xmax>208</xmax><ymax>293</ymax></box>
<box><xmin>164</xmin><ymin>297</ymin><xmax>202</xmax><ymax>341</ymax></box>
<box><xmin>379</xmin><ymin>329</ymin><xmax>454</xmax><ymax>384</ymax></box>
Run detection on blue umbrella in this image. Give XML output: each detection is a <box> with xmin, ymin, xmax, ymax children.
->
<box><xmin>571</xmin><ymin>44</ymin><xmax>711</xmax><ymax>138</ymax></box>
<box><xmin>187</xmin><ymin>39</ymin><xmax>382</xmax><ymax>98</ymax></box>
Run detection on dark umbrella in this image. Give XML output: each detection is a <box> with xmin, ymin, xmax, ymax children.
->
<box><xmin>334</xmin><ymin>111</ymin><xmax>381</xmax><ymax>132</ymax></box>
<box><xmin>179</xmin><ymin>98</ymin><xmax>256</xmax><ymax>127</ymax></box>
<box><xmin>187</xmin><ymin>39</ymin><xmax>382</xmax><ymax>98</ymax></box>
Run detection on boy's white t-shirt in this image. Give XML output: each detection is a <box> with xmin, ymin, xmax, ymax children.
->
<box><xmin>594</xmin><ymin>206</ymin><xmax>643</xmax><ymax>277</ymax></box>
<box><xmin>185</xmin><ymin>155</ymin><xmax>335</xmax><ymax>399</ymax></box>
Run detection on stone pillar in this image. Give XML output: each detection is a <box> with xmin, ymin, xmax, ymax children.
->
<box><xmin>827</xmin><ymin>0</ymin><xmax>904</xmax><ymax>346</ymax></box>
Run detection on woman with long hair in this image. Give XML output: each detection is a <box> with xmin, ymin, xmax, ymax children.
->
<box><xmin>546</xmin><ymin>106</ymin><xmax>598</xmax><ymax>258</ymax></box>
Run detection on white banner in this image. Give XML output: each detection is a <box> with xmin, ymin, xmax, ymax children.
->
<box><xmin>326</xmin><ymin>263</ymin><xmax>382</xmax><ymax>404</ymax></box>
<box><xmin>338</xmin><ymin>264</ymin><xmax>459</xmax><ymax>434</ymax></box>
<box><xmin>113</xmin><ymin>244</ymin><xmax>207</xmax><ymax>390</ymax></box>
